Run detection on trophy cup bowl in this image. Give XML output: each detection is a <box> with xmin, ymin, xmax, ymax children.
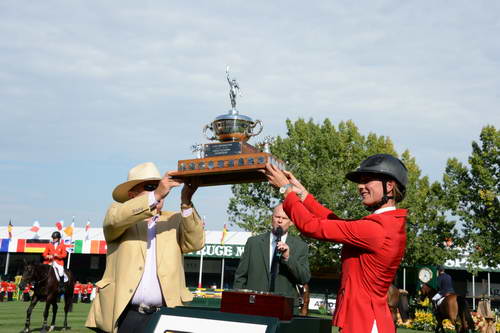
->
<box><xmin>203</xmin><ymin>112</ymin><xmax>263</xmax><ymax>142</ymax></box>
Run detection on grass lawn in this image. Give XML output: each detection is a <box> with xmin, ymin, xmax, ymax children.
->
<box><xmin>0</xmin><ymin>300</ymin><xmax>92</xmax><ymax>333</ymax></box>
<box><xmin>0</xmin><ymin>300</ymin><xmax>428</xmax><ymax>333</ymax></box>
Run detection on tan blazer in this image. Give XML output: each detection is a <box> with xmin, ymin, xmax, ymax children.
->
<box><xmin>85</xmin><ymin>194</ymin><xmax>205</xmax><ymax>333</ymax></box>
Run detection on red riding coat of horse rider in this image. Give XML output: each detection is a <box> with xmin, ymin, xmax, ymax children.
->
<box><xmin>283</xmin><ymin>192</ymin><xmax>407</xmax><ymax>333</ymax></box>
<box><xmin>42</xmin><ymin>242</ymin><xmax>68</xmax><ymax>266</ymax></box>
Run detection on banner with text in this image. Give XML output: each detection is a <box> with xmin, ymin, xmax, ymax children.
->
<box><xmin>185</xmin><ymin>244</ymin><xmax>245</xmax><ymax>259</ymax></box>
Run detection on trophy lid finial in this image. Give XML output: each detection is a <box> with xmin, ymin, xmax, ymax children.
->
<box><xmin>226</xmin><ymin>66</ymin><xmax>241</xmax><ymax>113</ymax></box>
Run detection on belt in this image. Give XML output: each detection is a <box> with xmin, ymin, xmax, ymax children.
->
<box><xmin>129</xmin><ymin>303</ymin><xmax>162</xmax><ymax>315</ymax></box>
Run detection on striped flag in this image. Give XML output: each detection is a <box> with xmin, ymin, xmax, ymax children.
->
<box><xmin>30</xmin><ymin>221</ymin><xmax>40</xmax><ymax>234</ymax></box>
<box><xmin>7</xmin><ymin>220</ymin><xmax>13</xmax><ymax>239</ymax></box>
<box><xmin>220</xmin><ymin>224</ymin><xmax>228</xmax><ymax>245</ymax></box>
<box><xmin>24</xmin><ymin>239</ymin><xmax>49</xmax><ymax>253</ymax></box>
<box><xmin>64</xmin><ymin>222</ymin><xmax>74</xmax><ymax>237</ymax></box>
<box><xmin>55</xmin><ymin>220</ymin><xmax>64</xmax><ymax>231</ymax></box>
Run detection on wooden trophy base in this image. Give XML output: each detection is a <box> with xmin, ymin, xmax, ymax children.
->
<box><xmin>170</xmin><ymin>142</ymin><xmax>285</xmax><ymax>186</ymax></box>
<box><xmin>220</xmin><ymin>290</ymin><xmax>294</xmax><ymax>321</ymax></box>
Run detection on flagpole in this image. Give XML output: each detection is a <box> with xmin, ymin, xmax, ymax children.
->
<box><xmin>198</xmin><ymin>249</ymin><xmax>204</xmax><ymax>289</ymax></box>
<box><xmin>4</xmin><ymin>252</ymin><xmax>10</xmax><ymax>275</ymax></box>
<box><xmin>220</xmin><ymin>256</ymin><xmax>225</xmax><ymax>289</ymax></box>
<box><xmin>219</xmin><ymin>224</ymin><xmax>228</xmax><ymax>289</ymax></box>
<box><xmin>67</xmin><ymin>251</ymin><xmax>72</xmax><ymax>269</ymax></box>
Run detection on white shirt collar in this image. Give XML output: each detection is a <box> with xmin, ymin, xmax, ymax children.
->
<box><xmin>373</xmin><ymin>206</ymin><xmax>396</xmax><ymax>214</ymax></box>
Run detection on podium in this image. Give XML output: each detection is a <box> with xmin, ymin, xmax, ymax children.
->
<box><xmin>221</xmin><ymin>290</ymin><xmax>294</xmax><ymax>320</ymax></box>
<box><xmin>145</xmin><ymin>307</ymin><xmax>331</xmax><ymax>333</ymax></box>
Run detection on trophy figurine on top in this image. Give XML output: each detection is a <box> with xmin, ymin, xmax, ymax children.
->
<box><xmin>170</xmin><ymin>67</ymin><xmax>285</xmax><ymax>186</ymax></box>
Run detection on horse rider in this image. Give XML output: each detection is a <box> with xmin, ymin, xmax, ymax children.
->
<box><xmin>432</xmin><ymin>265</ymin><xmax>455</xmax><ymax>311</ymax></box>
<box><xmin>42</xmin><ymin>231</ymin><xmax>69</xmax><ymax>293</ymax></box>
<box><xmin>263</xmin><ymin>154</ymin><xmax>408</xmax><ymax>333</ymax></box>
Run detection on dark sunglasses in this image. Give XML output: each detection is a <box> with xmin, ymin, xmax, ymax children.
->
<box><xmin>143</xmin><ymin>183</ymin><xmax>158</xmax><ymax>191</ymax></box>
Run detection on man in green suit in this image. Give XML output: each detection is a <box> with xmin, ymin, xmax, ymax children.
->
<box><xmin>233</xmin><ymin>204</ymin><xmax>311</xmax><ymax>308</ymax></box>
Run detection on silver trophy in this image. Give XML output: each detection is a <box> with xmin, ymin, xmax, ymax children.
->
<box><xmin>203</xmin><ymin>67</ymin><xmax>263</xmax><ymax>142</ymax></box>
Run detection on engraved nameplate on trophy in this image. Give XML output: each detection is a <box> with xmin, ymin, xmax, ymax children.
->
<box><xmin>171</xmin><ymin>67</ymin><xmax>285</xmax><ymax>186</ymax></box>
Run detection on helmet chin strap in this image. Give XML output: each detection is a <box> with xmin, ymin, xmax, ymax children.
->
<box><xmin>365</xmin><ymin>180</ymin><xmax>394</xmax><ymax>212</ymax></box>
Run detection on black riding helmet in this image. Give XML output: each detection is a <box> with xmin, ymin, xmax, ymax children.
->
<box><xmin>346</xmin><ymin>154</ymin><xmax>408</xmax><ymax>208</ymax></box>
<box><xmin>51</xmin><ymin>231</ymin><xmax>62</xmax><ymax>240</ymax></box>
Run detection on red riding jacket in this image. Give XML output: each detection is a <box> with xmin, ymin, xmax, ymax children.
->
<box><xmin>74</xmin><ymin>283</ymin><xmax>82</xmax><ymax>295</ymax></box>
<box><xmin>283</xmin><ymin>193</ymin><xmax>407</xmax><ymax>333</ymax></box>
<box><xmin>42</xmin><ymin>241</ymin><xmax>68</xmax><ymax>266</ymax></box>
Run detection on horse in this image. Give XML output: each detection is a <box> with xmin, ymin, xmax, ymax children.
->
<box><xmin>19</xmin><ymin>262</ymin><xmax>75</xmax><ymax>333</ymax></box>
<box><xmin>419</xmin><ymin>283</ymin><xmax>475</xmax><ymax>333</ymax></box>
<box><xmin>298</xmin><ymin>283</ymin><xmax>310</xmax><ymax>316</ymax></box>
<box><xmin>387</xmin><ymin>284</ymin><xmax>410</xmax><ymax>331</ymax></box>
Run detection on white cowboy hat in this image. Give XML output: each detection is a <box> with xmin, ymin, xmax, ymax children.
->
<box><xmin>112</xmin><ymin>162</ymin><xmax>162</xmax><ymax>203</ymax></box>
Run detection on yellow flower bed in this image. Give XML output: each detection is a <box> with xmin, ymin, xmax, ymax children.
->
<box><xmin>398</xmin><ymin>309</ymin><xmax>499</xmax><ymax>332</ymax></box>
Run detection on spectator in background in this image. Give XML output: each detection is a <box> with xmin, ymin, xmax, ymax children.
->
<box><xmin>81</xmin><ymin>282</ymin><xmax>89</xmax><ymax>303</ymax></box>
<box><xmin>73</xmin><ymin>281</ymin><xmax>82</xmax><ymax>303</ymax></box>
<box><xmin>22</xmin><ymin>283</ymin><xmax>32</xmax><ymax>302</ymax></box>
<box><xmin>0</xmin><ymin>279</ymin><xmax>8</xmax><ymax>302</ymax></box>
<box><xmin>7</xmin><ymin>281</ymin><xmax>15</xmax><ymax>301</ymax></box>
<box><xmin>86</xmin><ymin>282</ymin><xmax>94</xmax><ymax>303</ymax></box>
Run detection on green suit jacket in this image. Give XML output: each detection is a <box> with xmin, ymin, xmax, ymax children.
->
<box><xmin>233</xmin><ymin>232</ymin><xmax>310</xmax><ymax>300</ymax></box>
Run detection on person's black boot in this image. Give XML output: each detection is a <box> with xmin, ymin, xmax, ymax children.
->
<box><xmin>58</xmin><ymin>277</ymin><xmax>66</xmax><ymax>294</ymax></box>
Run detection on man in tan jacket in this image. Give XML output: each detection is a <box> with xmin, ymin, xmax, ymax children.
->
<box><xmin>86</xmin><ymin>162</ymin><xmax>205</xmax><ymax>333</ymax></box>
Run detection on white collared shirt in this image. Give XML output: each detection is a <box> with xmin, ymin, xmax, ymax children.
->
<box><xmin>131</xmin><ymin>214</ymin><xmax>163</xmax><ymax>307</ymax></box>
<box><xmin>373</xmin><ymin>206</ymin><xmax>396</xmax><ymax>214</ymax></box>
<box><xmin>269</xmin><ymin>232</ymin><xmax>288</xmax><ymax>271</ymax></box>
<box><xmin>131</xmin><ymin>192</ymin><xmax>193</xmax><ymax>306</ymax></box>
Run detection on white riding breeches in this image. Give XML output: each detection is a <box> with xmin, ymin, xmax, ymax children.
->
<box><xmin>51</xmin><ymin>262</ymin><xmax>68</xmax><ymax>282</ymax></box>
<box><xmin>432</xmin><ymin>293</ymin><xmax>445</xmax><ymax>306</ymax></box>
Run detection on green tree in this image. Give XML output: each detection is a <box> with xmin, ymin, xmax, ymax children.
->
<box><xmin>400</xmin><ymin>151</ymin><xmax>459</xmax><ymax>267</ymax></box>
<box><xmin>443</xmin><ymin>125</ymin><xmax>499</xmax><ymax>268</ymax></box>
<box><xmin>228</xmin><ymin>118</ymin><xmax>457</xmax><ymax>272</ymax></box>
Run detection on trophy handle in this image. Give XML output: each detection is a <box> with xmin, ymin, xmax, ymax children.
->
<box><xmin>203</xmin><ymin>123</ymin><xmax>217</xmax><ymax>141</ymax></box>
<box><xmin>248</xmin><ymin>119</ymin><xmax>263</xmax><ymax>138</ymax></box>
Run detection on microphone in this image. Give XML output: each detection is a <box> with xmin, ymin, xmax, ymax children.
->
<box><xmin>274</xmin><ymin>226</ymin><xmax>283</xmax><ymax>242</ymax></box>
<box><xmin>274</xmin><ymin>226</ymin><xmax>283</xmax><ymax>257</ymax></box>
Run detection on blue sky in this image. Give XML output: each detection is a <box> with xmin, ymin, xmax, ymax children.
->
<box><xmin>1</xmin><ymin>1</ymin><xmax>499</xmax><ymax>231</ymax></box>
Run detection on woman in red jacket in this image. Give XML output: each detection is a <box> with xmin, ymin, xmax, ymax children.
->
<box><xmin>42</xmin><ymin>231</ymin><xmax>68</xmax><ymax>293</ymax></box>
<box><xmin>264</xmin><ymin>154</ymin><xmax>408</xmax><ymax>333</ymax></box>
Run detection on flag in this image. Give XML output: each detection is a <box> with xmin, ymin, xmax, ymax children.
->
<box><xmin>64</xmin><ymin>237</ymin><xmax>75</xmax><ymax>253</ymax></box>
<box><xmin>64</xmin><ymin>222</ymin><xmax>74</xmax><ymax>237</ymax></box>
<box><xmin>30</xmin><ymin>221</ymin><xmax>40</xmax><ymax>233</ymax></box>
<box><xmin>84</xmin><ymin>221</ymin><xmax>91</xmax><ymax>241</ymax></box>
<box><xmin>7</xmin><ymin>220</ymin><xmax>13</xmax><ymax>239</ymax></box>
<box><xmin>24</xmin><ymin>239</ymin><xmax>49</xmax><ymax>253</ymax></box>
<box><xmin>55</xmin><ymin>220</ymin><xmax>64</xmax><ymax>231</ymax></box>
<box><xmin>220</xmin><ymin>224</ymin><xmax>228</xmax><ymax>245</ymax></box>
